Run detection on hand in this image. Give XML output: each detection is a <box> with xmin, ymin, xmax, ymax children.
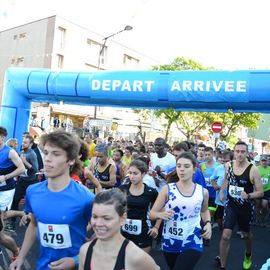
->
<box><xmin>19</xmin><ymin>214</ymin><xmax>31</xmax><ymax>227</ymax></box>
<box><xmin>9</xmin><ymin>257</ymin><xmax>24</xmax><ymax>270</ymax></box>
<box><xmin>155</xmin><ymin>166</ymin><xmax>161</xmax><ymax>174</ymax></box>
<box><xmin>0</xmin><ymin>175</ymin><xmax>5</xmax><ymax>182</ymax></box>
<box><xmin>213</xmin><ymin>185</ymin><xmax>221</xmax><ymax>191</ymax></box>
<box><xmin>84</xmin><ymin>168</ymin><xmax>94</xmax><ymax>180</ymax></box>
<box><xmin>201</xmin><ymin>222</ymin><xmax>212</xmax><ymax>239</ymax></box>
<box><xmin>148</xmin><ymin>227</ymin><xmax>159</xmax><ymax>238</ymax></box>
<box><xmin>48</xmin><ymin>257</ymin><xmax>76</xmax><ymax>270</ymax></box>
<box><xmin>241</xmin><ymin>191</ymin><xmax>248</xmax><ymax>199</ymax></box>
<box><xmin>158</xmin><ymin>209</ymin><xmax>174</xmax><ymax>221</ymax></box>
<box><xmin>219</xmin><ymin>191</ymin><xmax>225</xmax><ymax>203</ymax></box>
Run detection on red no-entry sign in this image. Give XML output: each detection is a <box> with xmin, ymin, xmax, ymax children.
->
<box><xmin>211</xmin><ymin>122</ymin><xmax>223</xmax><ymax>133</ymax></box>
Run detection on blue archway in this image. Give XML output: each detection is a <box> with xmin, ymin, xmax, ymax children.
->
<box><xmin>1</xmin><ymin>67</ymin><xmax>270</xmax><ymax>145</ymax></box>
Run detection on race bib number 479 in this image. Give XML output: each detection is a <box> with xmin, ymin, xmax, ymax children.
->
<box><xmin>38</xmin><ymin>222</ymin><xmax>72</xmax><ymax>249</ymax></box>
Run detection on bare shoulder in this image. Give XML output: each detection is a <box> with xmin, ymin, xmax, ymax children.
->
<box><xmin>126</xmin><ymin>241</ymin><xmax>159</xmax><ymax>270</ymax></box>
<box><xmin>80</xmin><ymin>241</ymin><xmax>91</xmax><ymax>254</ymax></box>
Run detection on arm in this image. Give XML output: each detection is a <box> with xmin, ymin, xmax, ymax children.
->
<box><xmin>9</xmin><ymin>213</ymin><xmax>37</xmax><ymax>270</ymax></box>
<box><xmin>242</xmin><ymin>166</ymin><xmax>264</xmax><ymax>199</ymax></box>
<box><xmin>149</xmin><ymin>186</ymin><xmax>174</xmax><ymax>221</ymax></box>
<box><xmin>119</xmin><ymin>163</ymin><xmax>125</xmax><ymax>183</ymax></box>
<box><xmin>1</xmin><ymin>149</ymin><xmax>25</xmax><ymax>181</ymax></box>
<box><xmin>200</xmin><ymin>189</ymin><xmax>212</xmax><ymax>240</ymax></box>
<box><xmin>84</xmin><ymin>168</ymin><xmax>102</xmax><ymax>193</ymax></box>
<box><xmin>99</xmin><ymin>164</ymin><xmax>116</xmax><ymax>188</ymax></box>
<box><xmin>219</xmin><ymin>163</ymin><xmax>229</xmax><ymax>203</ymax></box>
<box><xmin>127</xmin><ymin>243</ymin><xmax>160</xmax><ymax>270</ymax></box>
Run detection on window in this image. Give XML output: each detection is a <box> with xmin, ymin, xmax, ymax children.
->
<box><xmin>86</xmin><ymin>39</ymin><xmax>107</xmax><ymax>68</ymax></box>
<box><xmin>58</xmin><ymin>27</ymin><xmax>66</xmax><ymax>49</ymax></box>
<box><xmin>57</xmin><ymin>54</ymin><xmax>64</xmax><ymax>69</ymax></box>
<box><xmin>123</xmin><ymin>54</ymin><xmax>139</xmax><ymax>69</ymax></box>
<box><xmin>16</xmin><ymin>57</ymin><xmax>24</xmax><ymax>63</ymax></box>
<box><xmin>19</xmin><ymin>32</ymin><xmax>27</xmax><ymax>38</ymax></box>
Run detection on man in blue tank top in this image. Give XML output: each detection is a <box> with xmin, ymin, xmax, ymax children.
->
<box><xmin>0</xmin><ymin>126</ymin><xmax>25</xmax><ymax>259</ymax></box>
<box><xmin>219</xmin><ymin>141</ymin><xmax>263</xmax><ymax>270</ymax></box>
<box><xmin>10</xmin><ymin>130</ymin><xmax>95</xmax><ymax>270</ymax></box>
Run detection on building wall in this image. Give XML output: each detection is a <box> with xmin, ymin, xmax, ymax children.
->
<box><xmin>0</xmin><ymin>16</ymin><xmax>56</xmax><ymax>100</ymax></box>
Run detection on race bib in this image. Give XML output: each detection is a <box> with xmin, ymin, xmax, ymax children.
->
<box><xmin>38</xmin><ymin>222</ymin><xmax>72</xmax><ymax>249</ymax></box>
<box><xmin>228</xmin><ymin>185</ymin><xmax>244</xmax><ymax>199</ymax></box>
<box><xmin>165</xmin><ymin>219</ymin><xmax>190</xmax><ymax>241</ymax></box>
<box><xmin>205</xmin><ymin>178</ymin><xmax>212</xmax><ymax>187</ymax></box>
<box><xmin>261</xmin><ymin>178</ymin><xmax>269</xmax><ymax>185</ymax></box>
<box><xmin>122</xmin><ymin>219</ymin><xmax>142</xmax><ymax>235</ymax></box>
<box><xmin>0</xmin><ymin>181</ymin><xmax>7</xmax><ymax>187</ymax></box>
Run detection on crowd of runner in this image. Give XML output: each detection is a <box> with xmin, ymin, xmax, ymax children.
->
<box><xmin>0</xmin><ymin>125</ymin><xmax>268</xmax><ymax>270</ymax></box>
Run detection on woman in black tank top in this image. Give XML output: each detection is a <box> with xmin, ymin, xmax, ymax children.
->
<box><xmin>79</xmin><ymin>189</ymin><xmax>159</xmax><ymax>270</ymax></box>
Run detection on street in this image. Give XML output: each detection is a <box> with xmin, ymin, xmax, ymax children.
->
<box><xmin>1</xmin><ymin>222</ymin><xmax>270</xmax><ymax>270</ymax></box>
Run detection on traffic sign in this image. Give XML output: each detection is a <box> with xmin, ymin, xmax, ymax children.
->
<box><xmin>211</xmin><ymin>122</ymin><xmax>223</xmax><ymax>133</ymax></box>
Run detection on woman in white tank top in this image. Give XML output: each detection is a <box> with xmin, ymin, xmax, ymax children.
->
<box><xmin>150</xmin><ymin>152</ymin><xmax>212</xmax><ymax>270</ymax></box>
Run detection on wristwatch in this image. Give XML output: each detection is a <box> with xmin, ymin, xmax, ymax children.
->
<box><xmin>204</xmin><ymin>220</ymin><xmax>212</xmax><ymax>226</ymax></box>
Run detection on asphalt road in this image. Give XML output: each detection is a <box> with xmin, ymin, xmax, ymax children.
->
<box><xmin>1</xmin><ymin>222</ymin><xmax>270</xmax><ymax>270</ymax></box>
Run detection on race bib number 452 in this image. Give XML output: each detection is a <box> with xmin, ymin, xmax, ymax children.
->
<box><xmin>165</xmin><ymin>220</ymin><xmax>191</xmax><ymax>241</ymax></box>
<box><xmin>38</xmin><ymin>222</ymin><xmax>72</xmax><ymax>249</ymax></box>
<box><xmin>122</xmin><ymin>219</ymin><xmax>142</xmax><ymax>235</ymax></box>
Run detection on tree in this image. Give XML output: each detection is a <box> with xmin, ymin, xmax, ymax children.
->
<box><xmin>211</xmin><ymin>110</ymin><xmax>261</xmax><ymax>139</ymax></box>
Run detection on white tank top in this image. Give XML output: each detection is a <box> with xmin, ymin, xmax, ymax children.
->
<box><xmin>162</xmin><ymin>183</ymin><xmax>204</xmax><ymax>253</ymax></box>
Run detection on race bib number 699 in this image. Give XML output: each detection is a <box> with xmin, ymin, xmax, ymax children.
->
<box><xmin>122</xmin><ymin>219</ymin><xmax>142</xmax><ymax>235</ymax></box>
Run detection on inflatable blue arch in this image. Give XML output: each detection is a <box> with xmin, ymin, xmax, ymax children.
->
<box><xmin>1</xmin><ymin>67</ymin><xmax>270</xmax><ymax>145</ymax></box>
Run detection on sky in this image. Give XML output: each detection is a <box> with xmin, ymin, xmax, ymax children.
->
<box><xmin>1</xmin><ymin>0</ymin><xmax>270</xmax><ymax>70</ymax></box>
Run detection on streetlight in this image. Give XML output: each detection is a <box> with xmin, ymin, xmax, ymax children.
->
<box><xmin>94</xmin><ymin>25</ymin><xmax>133</xmax><ymax>121</ymax></box>
<box><xmin>97</xmin><ymin>25</ymin><xmax>133</xmax><ymax>69</ymax></box>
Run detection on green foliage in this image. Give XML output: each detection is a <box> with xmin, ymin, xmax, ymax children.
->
<box><xmin>134</xmin><ymin>57</ymin><xmax>262</xmax><ymax>142</ymax></box>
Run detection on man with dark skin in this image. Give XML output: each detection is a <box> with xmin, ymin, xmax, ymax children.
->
<box><xmin>150</xmin><ymin>138</ymin><xmax>176</xmax><ymax>187</ymax></box>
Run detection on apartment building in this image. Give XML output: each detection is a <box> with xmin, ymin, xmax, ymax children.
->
<box><xmin>0</xmin><ymin>15</ymin><xmax>163</xmax><ymax>140</ymax></box>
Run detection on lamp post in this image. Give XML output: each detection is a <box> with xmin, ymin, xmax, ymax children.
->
<box><xmin>97</xmin><ymin>25</ymin><xmax>133</xmax><ymax>69</ymax></box>
<box><xmin>93</xmin><ymin>25</ymin><xmax>133</xmax><ymax>121</ymax></box>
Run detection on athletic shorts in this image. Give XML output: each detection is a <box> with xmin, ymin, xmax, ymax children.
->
<box><xmin>208</xmin><ymin>197</ymin><xmax>216</xmax><ymax>209</ymax></box>
<box><xmin>263</xmin><ymin>189</ymin><xmax>270</xmax><ymax>200</ymax></box>
<box><xmin>121</xmin><ymin>230</ymin><xmax>152</xmax><ymax>248</ymax></box>
<box><xmin>223</xmin><ymin>201</ymin><xmax>253</xmax><ymax>232</ymax></box>
<box><xmin>0</xmin><ymin>189</ymin><xmax>15</xmax><ymax>211</ymax></box>
<box><xmin>214</xmin><ymin>205</ymin><xmax>224</xmax><ymax>221</ymax></box>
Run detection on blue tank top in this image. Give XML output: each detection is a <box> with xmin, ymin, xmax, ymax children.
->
<box><xmin>0</xmin><ymin>145</ymin><xmax>16</xmax><ymax>191</ymax></box>
<box><xmin>162</xmin><ymin>183</ymin><xmax>204</xmax><ymax>253</ymax></box>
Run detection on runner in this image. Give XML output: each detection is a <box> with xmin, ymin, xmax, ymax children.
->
<box><xmin>150</xmin><ymin>152</ymin><xmax>212</xmax><ymax>270</ymax></box>
<box><xmin>113</xmin><ymin>149</ymin><xmax>125</xmax><ymax>187</ymax></box>
<box><xmin>219</xmin><ymin>141</ymin><xmax>263</xmax><ymax>270</ymax></box>
<box><xmin>210</xmin><ymin>150</ymin><xmax>232</xmax><ymax>230</ymax></box>
<box><xmin>10</xmin><ymin>130</ymin><xmax>95</xmax><ymax>270</ymax></box>
<box><xmin>8</xmin><ymin>134</ymin><xmax>38</xmax><ymax>232</ymax></box>
<box><xmin>0</xmin><ymin>127</ymin><xmax>25</xmax><ymax>261</ymax></box>
<box><xmin>256</xmin><ymin>155</ymin><xmax>270</xmax><ymax>225</ymax></box>
<box><xmin>150</xmin><ymin>138</ymin><xmax>176</xmax><ymax>188</ymax></box>
<box><xmin>119</xmin><ymin>159</ymin><xmax>160</xmax><ymax>253</ymax></box>
<box><xmin>79</xmin><ymin>189</ymin><xmax>160</xmax><ymax>270</ymax></box>
<box><xmin>91</xmin><ymin>143</ymin><xmax>116</xmax><ymax>189</ymax></box>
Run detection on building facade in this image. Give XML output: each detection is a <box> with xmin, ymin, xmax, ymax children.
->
<box><xmin>0</xmin><ymin>15</ymin><xmax>161</xmax><ymax>141</ymax></box>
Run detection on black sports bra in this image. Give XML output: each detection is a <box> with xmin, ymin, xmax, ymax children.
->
<box><xmin>84</xmin><ymin>238</ymin><xmax>129</xmax><ymax>270</ymax></box>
